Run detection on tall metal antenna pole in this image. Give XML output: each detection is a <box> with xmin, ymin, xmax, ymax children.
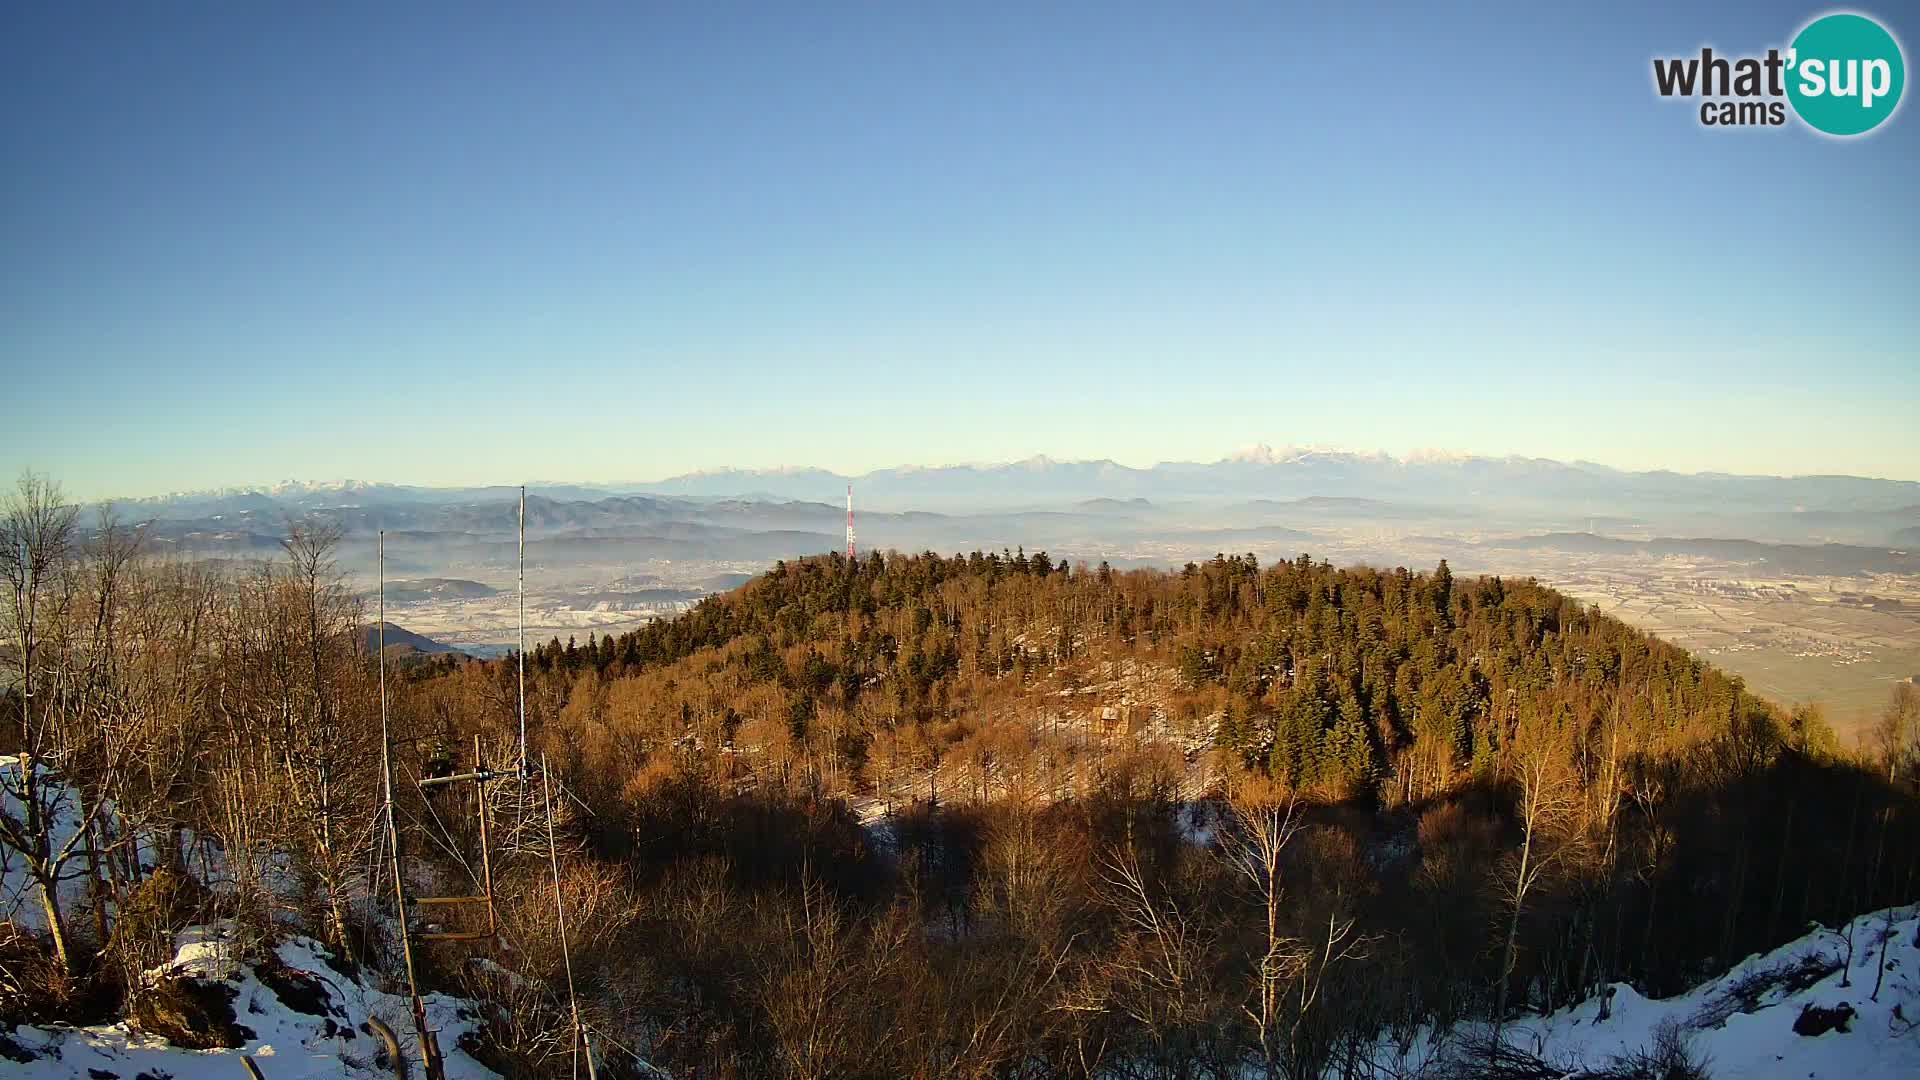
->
<box><xmin>845</xmin><ymin>483</ymin><xmax>855</xmax><ymax>561</ymax></box>
<box><xmin>16</xmin><ymin>538</ymin><xmax>31</xmax><ymax>705</ymax></box>
<box><xmin>378</xmin><ymin>533</ymin><xmax>385</xmax><ymax>727</ymax></box>
<box><xmin>380</xmin><ymin>532</ymin><xmax>444</xmax><ymax>1080</ymax></box>
<box><xmin>518</xmin><ymin>485</ymin><xmax>527</xmax><ymax>776</ymax></box>
<box><xmin>543</xmin><ymin>753</ymin><xmax>596</xmax><ymax>1080</ymax></box>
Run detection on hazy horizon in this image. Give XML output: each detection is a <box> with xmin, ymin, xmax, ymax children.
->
<box><xmin>22</xmin><ymin>441</ymin><xmax>1920</xmax><ymax>506</ymax></box>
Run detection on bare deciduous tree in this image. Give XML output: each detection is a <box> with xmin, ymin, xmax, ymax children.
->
<box><xmin>1494</xmin><ymin>711</ymin><xmax>1581</xmax><ymax>1044</ymax></box>
<box><xmin>1220</xmin><ymin>786</ymin><xmax>1304</xmax><ymax>1071</ymax></box>
<box><xmin>0</xmin><ymin>475</ymin><xmax>153</xmax><ymax>979</ymax></box>
<box><xmin>1219</xmin><ymin>783</ymin><xmax>1373</xmax><ymax>1079</ymax></box>
<box><xmin>202</xmin><ymin>519</ymin><xmax>378</xmax><ymax>956</ymax></box>
<box><xmin>1874</xmin><ymin>681</ymin><xmax>1920</xmax><ymax>787</ymax></box>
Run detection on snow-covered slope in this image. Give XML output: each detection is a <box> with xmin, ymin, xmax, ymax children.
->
<box><xmin>4</xmin><ymin>922</ymin><xmax>499</xmax><ymax>1079</ymax></box>
<box><xmin>4</xmin><ymin>768</ymin><xmax>502</xmax><ymax>1079</ymax></box>
<box><xmin>1382</xmin><ymin>903</ymin><xmax>1920</xmax><ymax>1079</ymax></box>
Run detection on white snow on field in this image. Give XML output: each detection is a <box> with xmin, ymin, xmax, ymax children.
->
<box><xmin>1376</xmin><ymin>903</ymin><xmax>1920</xmax><ymax>1079</ymax></box>
<box><xmin>5</xmin><ymin>922</ymin><xmax>501</xmax><ymax>1080</ymax></box>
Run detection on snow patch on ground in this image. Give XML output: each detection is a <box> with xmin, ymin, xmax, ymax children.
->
<box><xmin>1375</xmin><ymin>903</ymin><xmax>1920</xmax><ymax>1079</ymax></box>
<box><xmin>4</xmin><ymin>922</ymin><xmax>501</xmax><ymax>1079</ymax></box>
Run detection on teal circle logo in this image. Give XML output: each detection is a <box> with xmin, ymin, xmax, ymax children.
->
<box><xmin>1786</xmin><ymin>13</ymin><xmax>1905</xmax><ymax>136</ymax></box>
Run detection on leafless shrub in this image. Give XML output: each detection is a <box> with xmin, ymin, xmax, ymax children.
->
<box><xmin>1687</xmin><ymin>950</ymin><xmax>1839</xmax><ymax>1031</ymax></box>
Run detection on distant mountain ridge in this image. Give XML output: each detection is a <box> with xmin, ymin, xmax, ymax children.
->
<box><xmin>117</xmin><ymin>448</ymin><xmax>1919</xmax><ymax>515</ymax></box>
<box><xmin>639</xmin><ymin>448</ymin><xmax>1920</xmax><ymax>512</ymax></box>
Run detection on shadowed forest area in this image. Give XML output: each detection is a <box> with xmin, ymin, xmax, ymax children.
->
<box><xmin>5</xmin><ymin>472</ymin><xmax>1919</xmax><ymax>1078</ymax></box>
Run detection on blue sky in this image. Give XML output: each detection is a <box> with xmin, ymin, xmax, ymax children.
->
<box><xmin>2</xmin><ymin>1</ymin><xmax>1915</xmax><ymax>500</ymax></box>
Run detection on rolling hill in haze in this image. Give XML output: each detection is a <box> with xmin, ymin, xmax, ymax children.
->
<box><xmin>359</xmin><ymin>621</ymin><xmax>464</xmax><ymax>657</ymax></box>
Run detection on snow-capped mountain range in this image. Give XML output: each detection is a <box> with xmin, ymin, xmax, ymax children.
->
<box><xmin>118</xmin><ymin>446</ymin><xmax>1920</xmax><ymax>516</ymax></box>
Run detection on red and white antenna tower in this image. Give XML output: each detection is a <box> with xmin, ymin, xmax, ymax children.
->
<box><xmin>845</xmin><ymin>482</ymin><xmax>856</xmax><ymax>560</ymax></box>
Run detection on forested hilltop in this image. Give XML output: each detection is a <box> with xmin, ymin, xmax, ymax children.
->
<box><xmin>6</xmin><ymin>473</ymin><xmax>1920</xmax><ymax>1078</ymax></box>
<box><xmin>424</xmin><ymin>548</ymin><xmax>1919</xmax><ymax>1075</ymax></box>
<box><xmin>521</xmin><ymin>548</ymin><xmax>1816</xmax><ymax>802</ymax></box>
